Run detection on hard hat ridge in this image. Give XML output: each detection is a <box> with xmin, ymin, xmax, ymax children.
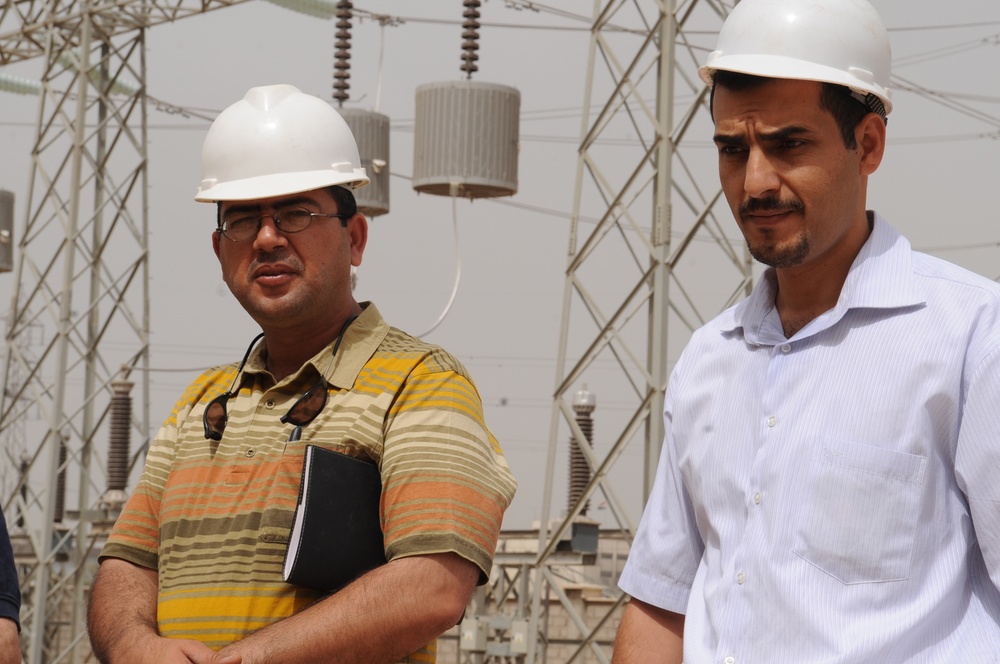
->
<box><xmin>195</xmin><ymin>84</ymin><xmax>370</xmax><ymax>203</ymax></box>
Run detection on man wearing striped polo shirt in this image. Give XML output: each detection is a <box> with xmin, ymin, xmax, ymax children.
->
<box><xmin>87</xmin><ymin>84</ymin><xmax>517</xmax><ymax>664</ymax></box>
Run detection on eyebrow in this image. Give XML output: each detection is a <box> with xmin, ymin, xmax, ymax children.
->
<box><xmin>713</xmin><ymin>124</ymin><xmax>813</xmax><ymax>146</ymax></box>
<box><xmin>222</xmin><ymin>195</ymin><xmax>321</xmax><ymax>216</ymax></box>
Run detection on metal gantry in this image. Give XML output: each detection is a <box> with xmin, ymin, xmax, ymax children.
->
<box><xmin>517</xmin><ymin>1</ymin><xmax>750</xmax><ymax>661</ymax></box>
<box><xmin>0</xmin><ymin>2</ymin><xmax>247</xmax><ymax>663</ymax></box>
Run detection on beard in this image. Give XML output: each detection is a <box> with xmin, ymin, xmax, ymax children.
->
<box><xmin>746</xmin><ymin>232</ymin><xmax>810</xmax><ymax>268</ymax></box>
<box><xmin>739</xmin><ymin>196</ymin><xmax>809</xmax><ymax>268</ymax></box>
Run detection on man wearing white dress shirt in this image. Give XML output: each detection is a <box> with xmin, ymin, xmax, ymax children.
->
<box><xmin>613</xmin><ymin>0</ymin><xmax>1000</xmax><ymax>662</ymax></box>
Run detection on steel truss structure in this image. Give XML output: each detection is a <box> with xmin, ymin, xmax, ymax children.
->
<box><xmin>0</xmin><ymin>3</ymin><xmax>246</xmax><ymax>663</ymax></box>
<box><xmin>512</xmin><ymin>1</ymin><xmax>748</xmax><ymax>661</ymax></box>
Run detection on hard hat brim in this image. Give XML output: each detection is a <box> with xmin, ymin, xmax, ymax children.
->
<box><xmin>195</xmin><ymin>168</ymin><xmax>370</xmax><ymax>203</ymax></box>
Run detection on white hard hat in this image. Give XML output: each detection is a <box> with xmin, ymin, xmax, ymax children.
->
<box><xmin>196</xmin><ymin>84</ymin><xmax>370</xmax><ymax>203</ymax></box>
<box><xmin>698</xmin><ymin>0</ymin><xmax>892</xmax><ymax>116</ymax></box>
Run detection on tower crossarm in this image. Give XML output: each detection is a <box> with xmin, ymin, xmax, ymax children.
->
<box><xmin>0</xmin><ymin>0</ymin><xmax>250</xmax><ymax>65</ymax></box>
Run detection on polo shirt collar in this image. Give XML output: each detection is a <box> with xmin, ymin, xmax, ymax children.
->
<box><xmin>238</xmin><ymin>301</ymin><xmax>389</xmax><ymax>390</ymax></box>
<box><xmin>324</xmin><ymin>302</ymin><xmax>389</xmax><ymax>389</ymax></box>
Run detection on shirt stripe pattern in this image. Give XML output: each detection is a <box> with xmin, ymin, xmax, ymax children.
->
<box><xmin>101</xmin><ymin>303</ymin><xmax>516</xmax><ymax>662</ymax></box>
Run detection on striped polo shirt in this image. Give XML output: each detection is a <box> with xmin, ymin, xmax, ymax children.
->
<box><xmin>101</xmin><ymin>303</ymin><xmax>517</xmax><ymax>662</ymax></box>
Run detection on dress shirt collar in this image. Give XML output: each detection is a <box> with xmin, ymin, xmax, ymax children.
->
<box><xmin>722</xmin><ymin>212</ymin><xmax>926</xmax><ymax>345</ymax></box>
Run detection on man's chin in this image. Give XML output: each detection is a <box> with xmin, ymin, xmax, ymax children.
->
<box><xmin>748</xmin><ymin>241</ymin><xmax>809</xmax><ymax>269</ymax></box>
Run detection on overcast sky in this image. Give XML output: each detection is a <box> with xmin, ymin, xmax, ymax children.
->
<box><xmin>1</xmin><ymin>0</ymin><xmax>999</xmax><ymax>529</ymax></box>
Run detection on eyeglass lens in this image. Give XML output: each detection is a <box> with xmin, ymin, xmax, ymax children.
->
<box><xmin>281</xmin><ymin>382</ymin><xmax>328</xmax><ymax>428</ymax></box>
<box><xmin>203</xmin><ymin>394</ymin><xmax>230</xmax><ymax>441</ymax></box>
<box><xmin>202</xmin><ymin>332</ymin><xmax>264</xmax><ymax>441</ymax></box>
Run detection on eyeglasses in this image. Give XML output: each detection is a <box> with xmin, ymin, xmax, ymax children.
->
<box><xmin>202</xmin><ymin>336</ymin><xmax>334</xmax><ymax>442</ymax></box>
<box><xmin>217</xmin><ymin>207</ymin><xmax>351</xmax><ymax>243</ymax></box>
<box><xmin>203</xmin><ymin>314</ymin><xmax>358</xmax><ymax>441</ymax></box>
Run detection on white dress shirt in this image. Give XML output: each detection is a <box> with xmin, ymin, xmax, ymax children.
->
<box><xmin>619</xmin><ymin>213</ymin><xmax>1000</xmax><ymax>663</ymax></box>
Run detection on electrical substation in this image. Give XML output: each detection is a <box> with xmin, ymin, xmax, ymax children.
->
<box><xmin>1</xmin><ymin>1</ymin><xmax>998</xmax><ymax>662</ymax></box>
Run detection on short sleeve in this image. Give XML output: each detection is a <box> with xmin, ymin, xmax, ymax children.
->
<box><xmin>618</xmin><ymin>370</ymin><xmax>703</xmax><ymax>613</ymax></box>
<box><xmin>379</xmin><ymin>354</ymin><xmax>517</xmax><ymax>581</ymax></box>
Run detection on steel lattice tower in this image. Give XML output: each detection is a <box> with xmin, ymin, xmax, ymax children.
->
<box><xmin>488</xmin><ymin>1</ymin><xmax>750</xmax><ymax>661</ymax></box>
<box><xmin>0</xmin><ymin>3</ymin><xmax>247</xmax><ymax>662</ymax></box>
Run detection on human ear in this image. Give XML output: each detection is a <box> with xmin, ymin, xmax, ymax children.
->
<box><xmin>348</xmin><ymin>214</ymin><xmax>368</xmax><ymax>267</ymax></box>
<box><xmin>857</xmin><ymin>113</ymin><xmax>886</xmax><ymax>176</ymax></box>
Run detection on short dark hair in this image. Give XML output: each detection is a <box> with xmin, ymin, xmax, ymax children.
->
<box><xmin>215</xmin><ymin>184</ymin><xmax>358</xmax><ymax>229</ymax></box>
<box><xmin>327</xmin><ymin>185</ymin><xmax>358</xmax><ymax>224</ymax></box>
<box><xmin>709</xmin><ymin>70</ymin><xmax>871</xmax><ymax>150</ymax></box>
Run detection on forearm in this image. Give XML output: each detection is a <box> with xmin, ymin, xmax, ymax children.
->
<box><xmin>612</xmin><ymin>598</ymin><xmax>684</xmax><ymax>664</ymax></box>
<box><xmin>220</xmin><ymin>552</ymin><xmax>478</xmax><ymax>664</ymax></box>
<box><xmin>87</xmin><ymin>558</ymin><xmax>239</xmax><ymax>664</ymax></box>
<box><xmin>88</xmin><ymin>558</ymin><xmax>160</xmax><ymax>663</ymax></box>
<box><xmin>0</xmin><ymin>618</ymin><xmax>19</xmax><ymax>664</ymax></box>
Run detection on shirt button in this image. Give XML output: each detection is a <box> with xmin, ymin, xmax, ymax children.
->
<box><xmin>753</xmin><ymin>492</ymin><xmax>762</xmax><ymax>505</ymax></box>
<box><xmin>264</xmin><ymin>399</ymin><xmax>276</xmax><ymax>409</ymax></box>
<box><xmin>780</xmin><ymin>344</ymin><xmax>791</xmax><ymax>353</ymax></box>
<box><xmin>766</xmin><ymin>415</ymin><xmax>778</xmax><ymax>427</ymax></box>
<box><xmin>245</xmin><ymin>448</ymin><xmax>255</xmax><ymax>458</ymax></box>
<box><xmin>725</xmin><ymin>657</ymin><xmax>736</xmax><ymax>664</ymax></box>
<box><xmin>736</xmin><ymin>572</ymin><xmax>745</xmax><ymax>585</ymax></box>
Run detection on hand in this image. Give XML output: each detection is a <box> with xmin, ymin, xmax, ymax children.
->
<box><xmin>113</xmin><ymin>635</ymin><xmax>242</xmax><ymax>664</ymax></box>
<box><xmin>88</xmin><ymin>558</ymin><xmax>241</xmax><ymax>664</ymax></box>
<box><xmin>179</xmin><ymin>639</ymin><xmax>242</xmax><ymax>664</ymax></box>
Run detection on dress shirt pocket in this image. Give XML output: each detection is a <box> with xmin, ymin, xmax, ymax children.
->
<box><xmin>792</xmin><ymin>437</ymin><xmax>927</xmax><ymax>584</ymax></box>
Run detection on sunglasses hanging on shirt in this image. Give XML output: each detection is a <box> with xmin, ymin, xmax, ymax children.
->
<box><xmin>203</xmin><ymin>314</ymin><xmax>359</xmax><ymax>442</ymax></box>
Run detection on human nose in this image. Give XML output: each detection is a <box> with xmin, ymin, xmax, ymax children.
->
<box><xmin>252</xmin><ymin>214</ymin><xmax>288</xmax><ymax>251</ymax></box>
<box><xmin>743</xmin><ymin>147</ymin><xmax>780</xmax><ymax>198</ymax></box>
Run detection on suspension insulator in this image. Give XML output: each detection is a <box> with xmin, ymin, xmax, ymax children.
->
<box><xmin>461</xmin><ymin>0</ymin><xmax>481</xmax><ymax>79</ymax></box>
<box><xmin>333</xmin><ymin>0</ymin><xmax>354</xmax><ymax>105</ymax></box>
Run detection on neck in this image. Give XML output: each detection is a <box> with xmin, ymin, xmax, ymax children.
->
<box><xmin>263</xmin><ymin>303</ymin><xmax>362</xmax><ymax>381</ymax></box>
<box><xmin>773</xmin><ymin>213</ymin><xmax>873</xmax><ymax>338</ymax></box>
<box><xmin>774</xmin><ymin>266</ymin><xmax>847</xmax><ymax>338</ymax></box>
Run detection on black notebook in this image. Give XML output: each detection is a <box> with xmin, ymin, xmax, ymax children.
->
<box><xmin>282</xmin><ymin>445</ymin><xmax>387</xmax><ymax>592</ymax></box>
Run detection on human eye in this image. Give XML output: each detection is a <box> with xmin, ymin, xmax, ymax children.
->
<box><xmin>225</xmin><ymin>215</ymin><xmax>258</xmax><ymax>234</ymax></box>
<box><xmin>777</xmin><ymin>138</ymin><xmax>806</xmax><ymax>150</ymax></box>
<box><xmin>277</xmin><ymin>208</ymin><xmax>314</xmax><ymax>231</ymax></box>
<box><xmin>716</xmin><ymin>142</ymin><xmax>746</xmax><ymax>158</ymax></box>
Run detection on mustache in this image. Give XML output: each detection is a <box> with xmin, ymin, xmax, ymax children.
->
<box><xmin>739</xmin><ymin>197</ymin><xmax>804</xmax><ymax>218</ymax></box>
<box><xmin>250</xmin><ymin>251</ymin><xmax>304</xmax><ymax>273</ymax></box>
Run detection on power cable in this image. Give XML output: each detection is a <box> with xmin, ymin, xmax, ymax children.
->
<box><xmin>413</xmin><ymin>196</ymin><xmax>462</xmax><ymax>337</ymax></box>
